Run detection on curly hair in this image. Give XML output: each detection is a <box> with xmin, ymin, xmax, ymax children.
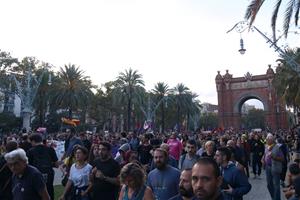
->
<box><xmin>120</xmin><ymin>162</ymin><xmax>146</xmax><ymax>190</ymax></box>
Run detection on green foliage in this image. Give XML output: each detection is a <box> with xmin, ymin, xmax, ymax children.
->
<box><xmin>0</xmin><ymin>113</ymin><xmax>22</xmax><ymax>133</ymax></box>
<box><xmin>273</xmin><ymin>48</ymin><xmax>300</xmax><ymax>108</ymax></box>
<box><xmin>199</xmin><ymin>112</ymin><xmax>218</xmax><ymax>130</ymax></box>
<box><xmin>52</xmin><ymin>64</ymin><xmax>94</xmax><ymax>118</ymax></box>
<box><xmin>241</xmin><ymin>109</ymin><xmax>265</xmax><ymax>130</ymax></box>
<box><xmin>0</xmin><ymin>49</ymin><xmax>204</xmax><ymax>133</ymax></box>
<box><xmin>54</xmin><ymin>185</ymin><xmax>64</xmax><ymax>200</ymax></box>
<box><xmin>245</xmin><ymin>0</ymin><xmax>300</xmax><ymax>40</ymax></box>
<box><xmin>114</xmin><ymin>68</ymin><xmax>145</xmax><ymax>131</ymax></box>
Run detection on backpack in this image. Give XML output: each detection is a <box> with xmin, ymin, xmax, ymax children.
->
<box><xmin>180</xmin><ymin>153</ymin><xmax>200</xmax><ymax>169</ymax></box>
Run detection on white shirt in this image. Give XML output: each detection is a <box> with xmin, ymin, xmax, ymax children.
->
<box><xmin>69</xmin><ymin>163</ymin><xmax>92</xmax><ymax>188</ymax></box>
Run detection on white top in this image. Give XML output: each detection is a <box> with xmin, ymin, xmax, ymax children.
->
<box><xmin>69</xmin><ymin>163</ymin><xmax>92</xmax><ymax>188</ymax></box>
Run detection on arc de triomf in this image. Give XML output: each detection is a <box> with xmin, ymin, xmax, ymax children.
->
<box><xmin>215</xmin><ymin>65</ymin><xmax>288</xmax><ymax>130</ymax></box>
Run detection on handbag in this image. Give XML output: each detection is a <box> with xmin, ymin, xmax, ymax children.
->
<box><xmin>61</xmin><ymin>174</ymin><xmax>69</xmax><ymax>186</ymax></box>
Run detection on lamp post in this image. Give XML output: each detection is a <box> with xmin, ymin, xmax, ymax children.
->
<box><xmin>138</xmin><ymin>94</ymin><xmax>169</xmax><ymax>131</ymax></box>
<box><xmin>11</xmin><ymin>68</ymin><xmax>51</xmax><ymax>132</ymax></box>
<box><xmin>227</xmin><ymin>21</ymin><xmax>300</xmax><ymax>74</ymax></box>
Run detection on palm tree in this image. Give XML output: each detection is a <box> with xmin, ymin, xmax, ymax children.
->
<box><xmin>152</xmin><ymin>82</ymin><xmax>170</xmax><ymax>133</ymax></box>
<box><xmin>185</xmin><ymin>92</ymin><xmax>202</xmax><ymax>130</ymax></box>
<box><xmin>171</xmin><ymin>83</ymin><xmax>191</xmax><ymax>130</ymax></box>
<box><xmin>52</xmin><ymin>64</ymin><xmax>93</xmax><ymax>119</ymax></box>
<box><xmin>273</xmin><ymin>48</ymin><xmax>300</xmax><ymax>109</ymax></box>
<box><xmin>114</xmin><ymin>68</ymin><xmax>144</xmax><ymax>131</ymax></box>
<box><xmin>245</xmin><ymin>0</ymin><xmax>300</xmax><ymax>41</ymax></box>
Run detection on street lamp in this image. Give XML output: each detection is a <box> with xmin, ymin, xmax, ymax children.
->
<box><xmin>227</xmin><ymin>21</ymin><xmax>300</xmax><ymax>74</ymax></box>
<box><xmin>238</xmin><ymin>38</ymin><xmax>246</xmax><ymax>55</ymax></box>
<box><xmin>138</xmin><ymin>94</ymin><xmax>169</xmax><ymax>131</ymax></box>
<box><xmin>10</xmin><ymin>68</ymin><xmax>52</xmax><ymax>132</ymax></box>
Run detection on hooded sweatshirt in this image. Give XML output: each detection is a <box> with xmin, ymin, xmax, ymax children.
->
<box><xmin>222</xmin><ymin>162</ymin><xmax>251</xmax><ymax>200</ymax></box>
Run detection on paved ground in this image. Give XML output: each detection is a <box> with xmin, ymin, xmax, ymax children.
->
<box><xmin>54</xmin><ymin>168</ymin><xmax>286</xmax><ymax>199</ymax></box>
<box><xmin>244</xmin><ymin>171</ymin><xmax>285</xmax><ymax>200</ymax></box>
<box><xmin>54</xmin><ymin>168</ymin><xmax>63</xmax><ymax>185</ymax></box>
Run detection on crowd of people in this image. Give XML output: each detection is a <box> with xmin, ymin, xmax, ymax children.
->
<box><xmin>0</xmin><ymin>127</ymin><xmax>300</xmax><ymax>200</ymax></box>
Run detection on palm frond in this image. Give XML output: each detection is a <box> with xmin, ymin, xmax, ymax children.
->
<box><xmin>272</xmin><ymin>0</ymin><xmax>283</xmax><ymax>42</ymax></box>
<box><xmin>295</xmin><ymin>0</ymin><xmax>300</xmax><ymax>26</ymax></box>
<box><xmin>245</xmin><ymin>0</ymin><xmax>265</xmax><ymax>26</ymax></box>
<box><xmin>283</xmin><ymin>0</ymin><xmax>295</xmax><ymax>37</ymax></box>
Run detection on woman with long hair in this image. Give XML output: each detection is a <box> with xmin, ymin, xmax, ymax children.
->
<box><xmin>88</xmin><ymin>144</ymin><xmax>99</xmax><ymax>165</ymax></box>
<box><xmin>118</xmin><ymin>163</ymin><xmax>154</xmax><ymax>200</ymax></box>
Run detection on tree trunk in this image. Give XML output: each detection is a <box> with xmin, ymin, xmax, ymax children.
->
<box><xmin>3</xmin><ymin>91</ymin><xmax>10</xmax><ymax>113</ymax></box>
<box><xmin>68</xmin><ymin>108</ymin><xmax>73</xmax><ymax>119</ymax></box>
<box><xmin>161</xmin><ymin>103</ymin><xmax>165</xmax><ymax>133</ymax></box>
<box><xmin>127</xmin><ymin>98</ymin><xmax>131</xmax><ymax>131</ymax></box>
<box><xmin>177</xmin><ymin>105</ymin><xmax>180</xmax><ymax>131</ymax></box>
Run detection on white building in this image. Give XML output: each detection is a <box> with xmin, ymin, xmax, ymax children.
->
<box><xmin>0</xmin><ymin>90</ymin><xmax>21</xmax><ymax>117</ymax></box>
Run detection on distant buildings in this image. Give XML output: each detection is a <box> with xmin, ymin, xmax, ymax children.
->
<box><xmin>0</xmin><ymin>90</ymin><xmax>21</xmax><ymax>117</ymax></box>
<box><xmin>200</xmin><ymin>102</ymin><xmax>259</xmax><ymax>115</ymax></box>
<box><xmin>201</xmin><ymin>103</ymin><xmax>218</xmax><ymax>113</ymax></box>
<box><xmin>241</xmin><ymin>103</ymin><xmax>256</xmax><ymax>114</ymax></box>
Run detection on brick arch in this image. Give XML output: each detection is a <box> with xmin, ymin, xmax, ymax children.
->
<box><xmin>233</xmin><ymin>93</ymin><xmax>268</xmax><ymax>113</ymax></box>
<box><xmin>215</xmin><ymin>67</ymin><xmax>288</xmax><ymax>130</ymax></box>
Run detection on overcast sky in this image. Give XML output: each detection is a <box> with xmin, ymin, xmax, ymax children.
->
<box><xmin>0</xmin><ymin>0</ymin><xmax>299</xmax><ymax>106</ymax></box>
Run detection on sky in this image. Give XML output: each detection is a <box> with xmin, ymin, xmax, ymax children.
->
<box><xmin>0</xmin><ymin>0</ymin><xmax>299</xmax><ymax>106</ymax></box>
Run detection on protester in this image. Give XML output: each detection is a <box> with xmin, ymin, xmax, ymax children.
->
<box><xmin>62</xmin><ymin>128</ymin><xmax>83</xmax><ymax>160</ymax></box>
<box><xmin>118</xmin><ymin>162</ymin><xmax>154</xmax><ymax>200</ymax></box>
<box><xmin>137</xmin><ymin>134</ymin><xmax>153</xmax><ymax>170</ymax></box>
<box><xmin>60</xmin><ymin>145</ymin><xmax>92</xmax><ymax>200</ymax></box>
<box><xmin>169</xmin><ymin>168</ymin><xmax>194</xmax><ymax>200</ymax></box>
<box><xmin>250</xmin><ymin>134</ymin><xmax>264</xmax><ymax>178</ymax></box>
<box><xmin>215</xmin><ymin>147</ymin><xmax>251</xmax><ymax>200</ymax></box>
<box><xmin>167</xmin><ymin>132</ymin><xmax>183</xmax><ymax>162</ymax></box>
<box><xmin>147</xmin><ymin>148</ymin><xmax>181</xmax><ymax>200</ymax></box>
<box><xmin>19</xmin><ymin>134</ymin><xmax>32</xmax><ymax>153</ymax></box>
<box><xmin>28</xmin><ymin>133</ymin><xmax>59</xmax><ymax>200</ymax></box>
<box><xmin>202</xmin><ymin>140</ymin><xmax>216</xmax><ymax>158</ymax></box>
<box><xmin>262</xmin><ymin>134</ymin><xmax>284</xmax><ymax>200</ymax></box>
<box><xmin>178</xmin><ymin>140</ymin><xmax>199</xmax><ymax>171</ymax></box>
<box><xmin>0</xmin><ymin>140</ymin><xmax>18</xmax><ymax>200</ymax></box>
<box><xmin>191</xmin><ymin>157</ymin><xmax>224</xmax><ymax>200</ymax></box>
<box><xmin>5</xmin><ymin>148</ymin><xmax>50</xmax><ymax>200</ymax></box>
<box><xmin>283</xmin><ymin>163</ymin><xmax>300</xmax><ymax>199</ymax></box>
<box><xmin>91</xmin><ymin>141</ymin><xmax>121</xmax><ymax>200</ymax></box>
<box><xmin>88</xmin><ymin>144</ymin><xmax>100</xmax><ymax>165</ymax></box>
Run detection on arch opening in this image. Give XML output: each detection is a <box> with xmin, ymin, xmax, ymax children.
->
<box><xmin>240</xmin><ymin>98</ymin><xmax>266</xmax><ymax>130</ymax></box>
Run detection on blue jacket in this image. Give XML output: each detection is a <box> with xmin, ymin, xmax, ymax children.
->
<box><xmin>222</xmin><ymin>162</ymin><xmax>251</xmax><ymax>200</ymax></box>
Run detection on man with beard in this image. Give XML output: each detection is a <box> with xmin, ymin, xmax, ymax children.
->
<box><xmin>169</xmin><ymin>169</ymin><xmax>194</xmax><ymax>200</ymax></box>
<box><xmin>191</xmin><ymin>157</ymin><xmax>224</xmax><ymax>200</ymax></box>
<box><xmin>147</xmin><ymin>148</ymin><xmax>181</xmax><ymax>200</ymax></box>
<box><xmin>91</xmin><ymin>141</ymin><xmax>120</xmax><ymax>200</ymax></box>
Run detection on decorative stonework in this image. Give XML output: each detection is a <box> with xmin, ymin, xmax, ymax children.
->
<box><xmin>244</xmin><ymin>72</ymin><xmax>252</xmax><ymax>81</ymax></box>
<box><xmin>230</xmin><ymin>80</ymin><xmax>268</xmax><ymax>90</ymax></box>
<box><xmin>215</xmin><ymin>67</ymin><xmax>288</xmax><ymax>130</ymax></box>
